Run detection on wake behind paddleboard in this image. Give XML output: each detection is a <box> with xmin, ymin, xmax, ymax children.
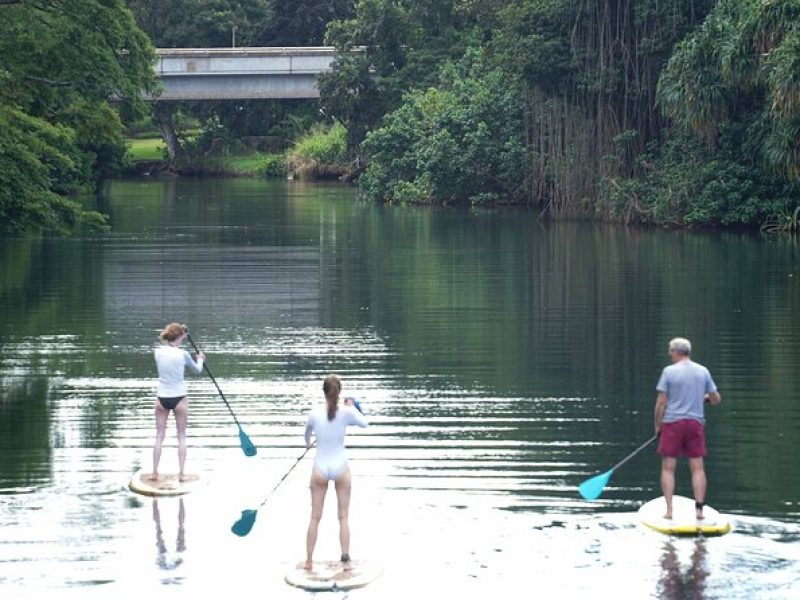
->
<box><xmin>285</xmin><ymin>560</ymin><xmax>383</xmax><ymax>591</ymax></box>
<box><xmin>638</xmin><ymin>495</ymin><xmax>731</xmax><ymax>536</ymax></box>
<box><xmin>128</xmin><ymin>468</ymin><xmax>202</xmax><ymax>497</ymax></box>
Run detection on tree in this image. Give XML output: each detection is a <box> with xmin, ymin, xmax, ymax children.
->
<box><xmin>360</xmin><ymin>49</ymin><xmax>526</xmax><ymax>205</ymax></box>
<box><xmin>0</xmin><ymin>0</ymin><xmax>157</xmax><ymax>233</ymax></box>
<box><xmin>658</xmin><ymin>0</ymin><xmax>800</xmax><ymax>179</ymax></box>
<box><xmin>126</xmin><ymin>0</ymin><xmax>272</xmax><ymax>48</ymax></box>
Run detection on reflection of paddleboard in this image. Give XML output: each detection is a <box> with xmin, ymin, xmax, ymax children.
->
<box><xmin>128</xmin><ymin>468</ymin><xmax>201</xmax><ymax>497</ymax></box>
<box><xmin>638</xmin><ymin>495</ymin><xmax>732</xmax><ymax>536</ymax></box>
<box><xmin>285</xmin><ymin>560</ymin><xmax>383</xmax><ymax>591</ymax></box>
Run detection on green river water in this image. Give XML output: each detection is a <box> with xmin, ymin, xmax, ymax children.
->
<box><xmin>1</xmin><ymin>178</ymin><xmax>799</xmax><ymax>599</ymax></box>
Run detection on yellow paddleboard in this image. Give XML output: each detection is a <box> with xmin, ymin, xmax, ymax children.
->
<box><xmin>285</xmin><ymin>560</ymin><xmax>383</xmax><ymax>591</ymax></box>
<box><xmin>128</xmin><ymin>468</ymin><xmax>202</xmax><ymax>497</ymax></box>
<box><xmin>638</xmin><ymin>495</ymin><xmax>732</xmax><ymax>536</ymax></box>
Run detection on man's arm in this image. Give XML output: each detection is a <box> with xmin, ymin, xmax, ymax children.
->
<box><xmin>704</xmin><ymin>391</ymin><xmax>721</xmax><ymax>405</ymax></box>
<box><xmin>654</xmin><ymin>391</ymin><xmax>667</xmax><ymax>434</ymax></box>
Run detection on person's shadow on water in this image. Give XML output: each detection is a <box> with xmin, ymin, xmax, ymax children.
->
<box><xmin>658</xmin><ymin>538</ymin><xmax>708</xmax><ymax>600</ymax></box>
<box><xmin>153</xmin><ymin>497</ymin><xmax>186</xmax><ymax>571</ymax></box>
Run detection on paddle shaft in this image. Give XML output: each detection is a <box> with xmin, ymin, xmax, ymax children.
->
<box><xmin>610</xmin><ymin>434</ymin><xmax>658</xmax><ymax>473</ymax></box>
<box><xmin>259</xmin><ymin>446</ymin><xmax>312</xmax><ymax>508</ymax></box>
<box><xmin>185</xmin><ymin>333</ymin><xmax>242</xmax><ymax>428</ymax></box>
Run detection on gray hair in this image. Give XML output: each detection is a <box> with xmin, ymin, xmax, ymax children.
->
<box><xmin>669</xmin><ymin>337</ymin><xmax>692</xmax><ymax>356</ymax></box>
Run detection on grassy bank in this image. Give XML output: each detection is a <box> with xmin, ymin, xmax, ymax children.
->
<box><xmin>124</xmin><ymin>126</ymin><xmax>352</xmax><ymax>180</ymax></box>
<box><xmin>177</xmin><ymin>151</ymin><xmax>286</xmax><ymax>177</ymax></box>
<box><xmin>126</xmin><ymin>138</ymin><xmax>165</xmax><ymax>162</ymax></box>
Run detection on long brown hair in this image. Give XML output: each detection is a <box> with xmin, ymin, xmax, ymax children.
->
<box><xmin>323</xmin><ymin>374</ymin><xmax>341</xmax><ymax>421</ymax></box>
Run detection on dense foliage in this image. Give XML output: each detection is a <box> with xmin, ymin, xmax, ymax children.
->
<box><xmin>321</xmin><ymin>0</ymin><xmax>800</xmax><ymax>228</ymax></box>
<box><xmin>0</xmin><ymin>0</ymin><xmax>157</xmax><ymax>233</ymax></box>
<box><xmin>359</xmin><ymin>50</ymin><xmax>525</xmax><ymax>204</ymax></box>
<box><xmin>4</xmin><ymin>0</ymin><xmax>799</xmax><ymax>231</ymax></box>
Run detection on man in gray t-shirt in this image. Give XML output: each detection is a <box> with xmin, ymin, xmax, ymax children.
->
<box><xmin>654</xmin><ymin>338</ymin><xmax>721</xmax><ymax>520</ymax></box>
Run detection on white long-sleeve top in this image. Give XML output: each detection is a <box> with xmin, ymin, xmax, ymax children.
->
<box><xmin>305</xmin><ymin>404</ymin><xmax>368</xmax><ymax>477</ymax></box>
<box><xmin>154</xmin><ymin>345</ymin><xmax>203</xmax><ymax>397</ymax></box>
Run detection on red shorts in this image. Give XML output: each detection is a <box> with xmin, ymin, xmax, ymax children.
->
<box><xmin>657</xmin><ymin>419</ymin><xmax>706</xmax><ymax>458</ymax></box>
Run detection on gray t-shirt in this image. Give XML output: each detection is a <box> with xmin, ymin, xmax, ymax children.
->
<box><xmin>656</xmin><ymin>359</ymin><xmax>717</xmax><ymax>424</ymax></box>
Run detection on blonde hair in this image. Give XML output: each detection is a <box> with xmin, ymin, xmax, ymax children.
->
<box><xmin>323</xmin><ymin>374</ymin><xmax>341</xmax><ymax>421</ymax></box>
<box><xmin>159</xmin><ymin>323</ymin><xmax>186</xmax><ymax>342</ymax></box>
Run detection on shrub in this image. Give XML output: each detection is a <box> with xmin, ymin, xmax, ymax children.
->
<box><xmin>286</xmin><ymin>122</ymin><xmax>348</xmax><ymax>178</ymax></box>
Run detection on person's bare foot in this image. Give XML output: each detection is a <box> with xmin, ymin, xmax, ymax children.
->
<box><xmin>663</xmin><ymin>512</ymin><xmax>672</xmax><ymax>520</ymax></box>
<box><xmin>146</xmin><ymin>473</ymin><xmax>159</xmax><ymax>482</ymax></box>
<box><xmin>341</xmin><ymin>553</ymin><xmax>352</xmax><ymax>571</ymax></box>
<box><xmin>695</xmin><ymin>501</ymin><xmax>705</xmax><ymax>520</ymax></box>
<box><xmin>303</xmin><ymin>560</ymin><xmax>313</xmax><ymax>571</ymax></box>
<box><xmin>179</xmin><ymin>474</ymin><xmax>187</xmax><ymax>482</ymax></box>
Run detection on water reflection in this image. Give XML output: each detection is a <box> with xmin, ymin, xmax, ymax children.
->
<box><xmin>658</xmin><ymin>539</ymin><xmax>709</xmax><ymax>600</ymax></box>
<box><xmin>153</xmin><ymin>498</ymin><xmax>186</xmax><ymax>573</ymax></box>
<box><xmin>0</xmin><ymin>376</ymin><xmax>52</xmax><ymax>490</ymax></box>
<box><xmin>1</xmin><ymin>179</ymin><xmax>800</xmax><ymax>598</ymax></box>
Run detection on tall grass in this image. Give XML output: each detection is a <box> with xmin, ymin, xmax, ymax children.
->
<box><xmin>286</xmin><ymin>123</ymin><xmax>348</xmax><ymax>178</ymax></box>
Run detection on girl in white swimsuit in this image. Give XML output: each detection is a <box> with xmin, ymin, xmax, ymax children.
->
<box><xmin>303</xmin><ymin>374</ymin><xmax>368</xmax><ymax>571</ymax></box>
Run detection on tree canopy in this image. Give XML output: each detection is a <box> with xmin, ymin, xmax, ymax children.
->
<box><xmin>320</xmin><ymin>0</ymin><xmax>800</xmax><ymax>228</ymax></box>
<box><xmin>1</xmin><ymin>0</ymin><xmax>157</xmax><ymax>233</ymax></box>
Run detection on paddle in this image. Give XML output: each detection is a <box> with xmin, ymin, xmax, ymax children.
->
<box><xmin>231</xmin><ymin>446</ymin><xmax>312</xmax><ymax>537</ymax></box>
<box><xmin>185</xmin><ymin>330</ymin><xmax>257</xmax><ymax>457</ymax></box>
<box><xmin>578</xmin><ymin>434</ymin><xmax>658</xmax><ymax>500</ymax></box>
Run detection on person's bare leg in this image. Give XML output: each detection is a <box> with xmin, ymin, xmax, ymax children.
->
<box><xmin>305</xmin><ymin>469</ymin><xmax>328</xmax><ymax>570</ymax></box>
<box><xmin>334</xmin><ymin>467</ymin><xmax>353</xmax><ymax>570</ymax></box>
<box><xmin>661</xmin><ymin>457</ymin><xmax>677</xmax><ymax>519</ymax></box>
<box><xmin>150</xmin><ymin>400</ymin><xmax>169</xmax><ymax>480</ymax></box>
<box><xmin>174</xmin><ymin>398</ymin><xmax>188</xmax><ymax>480</ymax></box>
<box><xmin>688</xmin><ymin>457</ymin><xmax>707</xmax><ymax>519</ymax></box>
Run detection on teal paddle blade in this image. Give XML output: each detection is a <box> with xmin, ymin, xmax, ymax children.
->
<box><xmin>232</xmin><ymin>509</ymin><xmax>258</xmax><ymax>536</ymax></box>
<box><xmin>239</xmin><ymin>427</ymin><xmax>257</xmax><ymax>457</ymax></box>
<box><xmin>578</xmin><ymin>469</ymin><xmax>613</xmax><ymax>500</ymax></box>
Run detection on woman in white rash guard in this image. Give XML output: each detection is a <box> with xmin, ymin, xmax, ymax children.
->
<box><xmin>151</xmin><ymin>323</ymin><xmax>204</xmax><ymax>482</ymax></box>
<box><xmin>303</xmin><ymin>374</ymin><xmax>368</xmax><ymax>571</ymax></box>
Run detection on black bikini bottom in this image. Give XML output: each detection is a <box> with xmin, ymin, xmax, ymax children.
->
<box><xmin>158</xmin><ymin>396</ymin><xmax>186</xmax><ymax>411</ymax></box>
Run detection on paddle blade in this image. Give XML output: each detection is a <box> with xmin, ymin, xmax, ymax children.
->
<box><xmin>231</xmin><ymin>509</ymin><xmax>258</xmax><ymax>536</ymax></box>
<box><xmin>578</xmin><ymin>469</ymin><xmax>613</xmax><ymax>500</ymax></box>
<box><xmin>239</xmin><ymin>427</ymin><xmax>257</xmax><ymax>457</ymax></box>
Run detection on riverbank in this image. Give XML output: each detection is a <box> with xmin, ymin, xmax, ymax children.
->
<box><xmin>124</xmin><ymin>123</ymin><xmax>350</xmax><ymax>180</ymax></box>
<box><xmin>125</xmin><ymin>138</ymin><xmax>286</xmax><ymax>178</ymax></box>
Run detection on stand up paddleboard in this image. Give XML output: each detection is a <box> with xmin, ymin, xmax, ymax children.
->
<box><xmin>285</xmin><ymin>560</ymin><xmax>383</xmax><ymax>591</ymax></box>
<box><xmin>128</xmin><ymin>468</ymin><xmax>202</xmax><ymax>497</ymax></box>
<box><xmin>638</xmin><ymin>495</ymin><xmax>732</xmax><ymax>536</ymax></box>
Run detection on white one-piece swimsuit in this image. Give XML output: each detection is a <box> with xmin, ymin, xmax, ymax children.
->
<box><xmin>305</xmin><ymin>405</ymin><xmax>369</xmax><ymax>480</ymax></box>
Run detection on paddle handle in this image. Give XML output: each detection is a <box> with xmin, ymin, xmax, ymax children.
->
<box><xmin>611</xmin><ymin>434</ymin><xmax>658</xmax><ymax>472</ymax></box>
<box><xmin>185</xmin><ymin>332</ymin><xmax>241</xmax><ymax>427</ymax></box>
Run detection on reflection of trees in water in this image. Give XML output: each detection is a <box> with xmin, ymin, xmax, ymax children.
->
<box><xmin>0</xmin><ymin>376</ymin><xmax>52</xmax><ymax>488</ymax></box>
<box><xmin>658</xmin><ymin>539</ymin><xmax>708</xmax><ymax>600</ymax></box>
<box><xmin>153</xmin><ymin>498</ymin><xmax>186</xmax><ymax>571</ymax></box>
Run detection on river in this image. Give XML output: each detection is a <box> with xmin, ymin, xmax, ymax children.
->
<box><xmin>1</xmin><ymin>178</ymin><xmax>799</xmax><ymax>599</ymax></box>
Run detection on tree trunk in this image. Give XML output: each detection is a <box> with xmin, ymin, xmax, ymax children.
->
<box><xmin>153</xmin><ymin>103</ymin><xmax>180</xmax><ymax>164</ymax></box>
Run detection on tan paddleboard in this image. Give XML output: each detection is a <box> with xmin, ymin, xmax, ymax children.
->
<box><xmin>285</xmin><ymin>560</ymin><xmax>383</xmax><ymax>591</ymax></box>
<box><xmin>128</xmin><ymin>468</ymin><xmax>201</xmax><ymax>497</ymax></box>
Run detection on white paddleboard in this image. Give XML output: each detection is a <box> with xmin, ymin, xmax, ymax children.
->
<box><xmin>128</xmin><ymin>468</ymin><xmax>202</xmax><ymax>497</ymax></box>
<box><xmin>638</xmin><ymin>495</ymin><xmax>732</xmax><ymax>536</ymax></box>
<box><xmin>285</xmin><ymin>560</ymin><xmax>383</xmax><ymax>591</ymax></box>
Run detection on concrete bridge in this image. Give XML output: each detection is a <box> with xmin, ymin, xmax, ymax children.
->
<box><xmin>149</xmin><ymin>47</ymin><xmax>341</xmax><ymax>101</ymax></box>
